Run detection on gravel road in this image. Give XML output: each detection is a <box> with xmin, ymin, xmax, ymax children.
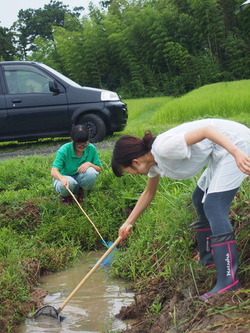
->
<box><xmin>0</xmin><ymin>141</ymin><xmax>115</xmax><ymax>160</ymax></box>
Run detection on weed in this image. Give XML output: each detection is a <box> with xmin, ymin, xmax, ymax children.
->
<box><xmin>148</xmin><ymin>295</ymin><xmax>162</xmax><ymax>316</ymax></box>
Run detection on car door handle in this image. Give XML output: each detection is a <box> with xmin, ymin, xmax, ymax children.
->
<box><xmin>12</xmin><ymin>98</ymin><xmax>22</xmax><ymax>103</ymax></box>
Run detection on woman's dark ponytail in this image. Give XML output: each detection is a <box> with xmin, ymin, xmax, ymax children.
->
<box><xmin>142</xmin><ymin>130</ymin><xmax>156</xmax><ymax>152</ymax></box>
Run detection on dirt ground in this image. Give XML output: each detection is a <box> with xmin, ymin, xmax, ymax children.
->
<box><xmin>116</xmin><ymin>275</ymin><xmax>250</xmax><ymax>333</ymax></box>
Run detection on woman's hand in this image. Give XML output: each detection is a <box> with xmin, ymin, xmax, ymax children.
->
<box><xmin>78</xmin><ymin>162</ymin><xmax>91</xmax><ymax>173</ymax></box>
<box><xmin>51</xmin><ymin>168</ymin><xmax>70</xmax><ymax>188</ymax></box>
<box><xmin>233</xmin><ymin>148</ymin><xmax>250</xmax><ymax>175</ymax></box>
<box><xmin>119</xmin><ymin>222</ymin><xmax>133</xmax><ymax>240</ymax></box>
<box><xmin>60</xmin><ymin>176</ymin><xmax>70</xmax><ymax>188</ymax></box>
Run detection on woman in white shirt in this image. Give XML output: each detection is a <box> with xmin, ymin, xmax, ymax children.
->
<box><xmin>111</xmin><ymin>118</ymin><xmax>250</xmax><ymax>301</ymax></box>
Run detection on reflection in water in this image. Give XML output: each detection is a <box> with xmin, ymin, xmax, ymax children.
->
<box><xmin>18</xmin><ymin>251</ymin><xmax>134</xmax><ymax>332</ymax></box>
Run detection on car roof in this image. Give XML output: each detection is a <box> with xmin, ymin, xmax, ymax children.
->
<box><xmin>0</xmin><ymin>61</ymin><xmax>39</xmax><ymax>65</ymax></box>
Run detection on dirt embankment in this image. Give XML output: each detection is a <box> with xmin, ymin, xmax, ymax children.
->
<box><xmin>117</xmin><ymin>276</ymin><xmax>250</xmax><ymax>333</ymax></box>
<box><xmin>116</xmin><ymin>198</ymin><xmax>250</xmax><ymax>333</ymax></box>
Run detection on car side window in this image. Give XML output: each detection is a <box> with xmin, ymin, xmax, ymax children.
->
<box><xmin>4</xmin><ymin>67</ymin><xmax>51</xmax><ymax>94</ymax></box>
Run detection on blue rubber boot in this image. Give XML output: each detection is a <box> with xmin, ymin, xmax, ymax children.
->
<box><xmin>199</xmin><ymin>232</ymin><xmax>241</xmax><ymax>301</ymax></box>
<box><xmin>190</xmin><ymin>220</ymin><xmax>215</xmax><ymax>268</ymax></box>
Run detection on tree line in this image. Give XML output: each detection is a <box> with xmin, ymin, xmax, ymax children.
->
<box><xmin>0</xmin><ymin>0</ymin><xmax>249</xmax><ymax>97</ymax></box>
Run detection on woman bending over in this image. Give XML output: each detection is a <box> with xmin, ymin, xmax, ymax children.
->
<box><xmin>111</xmin><ymin>118</ymin><xmax>250</xmax><ymax>301</ymax></box>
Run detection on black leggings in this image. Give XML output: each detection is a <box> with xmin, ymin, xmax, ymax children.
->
<box><xmin>192</xmin><ymin>185</ymin><xmax>239</xmax><ymax>235</ymax></box>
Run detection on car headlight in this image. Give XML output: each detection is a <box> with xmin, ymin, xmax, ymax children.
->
<box><xmin>101</xmin><ymin>91</ymin><xmax>120</xmax><ymax>101</ymax></box>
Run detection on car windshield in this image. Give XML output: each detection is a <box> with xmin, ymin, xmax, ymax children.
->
<box><xmin>39</xmin><ymin>63</ymin><xmax>82</xmax><ymax>88</ymax></box>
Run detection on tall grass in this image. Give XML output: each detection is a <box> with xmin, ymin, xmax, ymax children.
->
<box><xmin>121</xmin><ymin>96</ymin><xmax>174</xmax><ymax>136</ymax></box>
<box><xmin>123</xmin><ymin>80</ymin><xmax>250</xmax><ymax>137</ymax></box>
<box><xmin>153</xmin><ymin>80</ymin><xmax>250</xmax><ymax>125</ymax></box>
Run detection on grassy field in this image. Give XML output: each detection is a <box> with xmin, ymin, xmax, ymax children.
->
<box><xmin>122</xmin><ymin>79</ymin><xmax>250</xmax><ymax>137</ymax></box>
<box><xmin>0</xmin><ymin>79</ymin><xmax>249</xmax><ymax>332</ymax></box>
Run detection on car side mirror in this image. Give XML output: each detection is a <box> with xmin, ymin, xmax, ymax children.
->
<box><xmin>49</xmin><ymin>80</ymin><xmax>60</xmax><ymax>94</ymax></box>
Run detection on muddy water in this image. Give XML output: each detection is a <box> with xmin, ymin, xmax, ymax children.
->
<box><xmin>18</xmin><ymin>251</ymin><xmax>134</xmax><ymax>333</ymax></box>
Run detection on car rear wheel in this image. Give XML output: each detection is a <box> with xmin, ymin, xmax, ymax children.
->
<box><xmin>79</xmin><ymin>114</ymin><xmax>106</xmax><ymax>142</ymax></box>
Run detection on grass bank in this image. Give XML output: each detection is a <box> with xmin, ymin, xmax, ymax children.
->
<box><xmin>123</xmin><ymin>79</ymin><xmax>250</xmax><ymax>136</ymax></box>
<box><xmin>0</xmin><ymin>79</ymin><xmax>249</xmax><ymax>332</ymax></box>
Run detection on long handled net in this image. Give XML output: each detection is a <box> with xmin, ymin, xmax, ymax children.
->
<box><xmin>34</xmin><ymin>225</ymin><xmax>132</xmax><ymax>321</ymax></box>
<box><xmin>34</xmin><ymin>305</ymin><xmax>65</xmax><ymax>321</ymax></box>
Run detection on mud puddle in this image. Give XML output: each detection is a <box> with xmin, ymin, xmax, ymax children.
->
<box><xmin>18</xmin><ymin>251</ymin><xmax>134</xmax><ymax>332</ymax></box>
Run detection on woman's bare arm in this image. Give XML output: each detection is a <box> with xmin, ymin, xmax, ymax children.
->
<box><xmin>119</xmin><ymin>175</ymin><xmax>160</xmax><ymax>239</ymax></box>
<box><xmin>50</xmin><ymin>167</ymin><xmax>70</xmax><ymax>187</ymax></box>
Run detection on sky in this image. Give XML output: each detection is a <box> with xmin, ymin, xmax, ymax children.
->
<box><xmin>0</xmin><ymin>0</ymin><xmax>100</xmax><ymax>28</ymax></box>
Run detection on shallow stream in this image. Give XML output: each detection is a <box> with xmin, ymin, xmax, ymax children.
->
<box><xmin>18</xmin><ymin>251</ymin><xmax>134</xmax><ymax>333</ymax></box>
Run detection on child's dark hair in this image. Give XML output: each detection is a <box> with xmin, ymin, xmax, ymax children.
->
<box><xmin>70</xmin><ymin>125</ymin><xmax>89</xmax><ymax>142</ymax></box>
<box><xmin>112</xmin><ymin>131</ymin><xmax>156</xmax><ymax>177</ymax></box>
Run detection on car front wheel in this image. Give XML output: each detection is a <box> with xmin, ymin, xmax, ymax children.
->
<box><xmin>79</xmin><ymin>114</ymin><xmax>106</xmax><ymax>142</ymax></box>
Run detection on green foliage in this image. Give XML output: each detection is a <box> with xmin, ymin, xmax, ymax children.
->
<box><xmin>148</xmin><ymin>295</ymin><xmax>162</xmax><ymax>316</ymax></box>
<box><xmin>121</xmin><ymin>80</ymin><xmax>250</xmax><ymax>139</ymax></box>
<box><xmin>110</xmin><ymin>176</ymin><xmax>195</xmax><ymax>281</ymax></box>
<box><xmin>5</xmin><ymin>0</ymin><xmax>249</xmax><ymax>97</ymax></box>
<box><xmin>0</xmin><ymin>229</ymin><xmax>37</xmax><ymax>328</ymax></box>
<box><xmin>121</xmin><ymin>96</ymin><xmax>174</xmax><ymax>136</ymax></box>
<box><xmin>11</xmin><ymin>0</ymin><xmax>84</xmax><ymax>57</ymax></box>
<box><xmin>150</xmin><ymin>80</ymin><xmax>250</xmax><ymax>127</ymax></box>
<box><xmin>221</xmin><ymin>32</ymin><xmax>250</xmax><ymax>80</ymax></box>
<box><xmin>25</xmin><ymin>37</ymin><xmax>59</xmax><ymax>70</ymax></box>
<box><xmin>0</xmin><ymin>27</ymin><xmax>16</xmax><ymax>60</ymax></box>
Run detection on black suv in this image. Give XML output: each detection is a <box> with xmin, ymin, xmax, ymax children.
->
<box><xmin>0</xmin><ymin>61</ymin><xmax>128</xmax><ymax>142</ymax></box>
